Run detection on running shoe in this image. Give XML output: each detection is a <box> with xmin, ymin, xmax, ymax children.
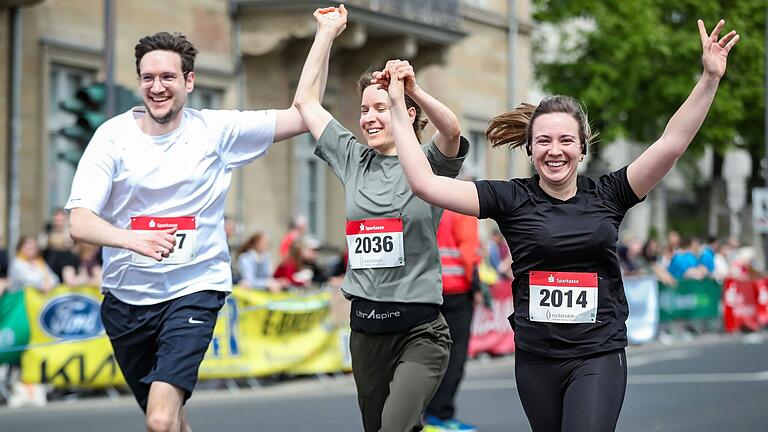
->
<box><xmin>423</xmin><ymin>415</ymin><xmax>478</xmax><ymax>431</ymax></box>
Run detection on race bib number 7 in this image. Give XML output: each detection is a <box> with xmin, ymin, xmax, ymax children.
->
<box><xmin>346</xmin><ymin>218</ymin><xmax>404</xmax><ymax>269</ymax></box>
<box><xmin>529</xmin><ymin>271</ymin><xmax>598</xmax><ymax>324</ymax></box>
<box><xmin>130</xmin><ymin>216</ymin><xmax>197</xmax><ymax>265</ymax></box>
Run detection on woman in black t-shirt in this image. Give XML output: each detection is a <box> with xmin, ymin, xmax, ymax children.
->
<box><xmin>381</xmin><ymin>19</ymin><xmax>738</xmax><ymax>432</ymax></box>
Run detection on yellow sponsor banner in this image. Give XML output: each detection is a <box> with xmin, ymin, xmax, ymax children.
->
<box><xmin>21</xmin><ymin>286</ymin><xmax>351</xmax><ymax>389</ymax></box>
<box><xmin>284</xmin><ymin>325</ymin><xmax>352</xmax><ymax>375</ymax></box>
<box><xmin>200</xmin><ymin>288</ymin><xmax>337</xmax><ymax>377</ymax></box>
<box><xmin>20</xmin><ymin>286</ymin><xmax>126</xmax><ymax>388</ymax></box>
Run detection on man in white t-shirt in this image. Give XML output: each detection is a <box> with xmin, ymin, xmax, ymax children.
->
<box><xmin>66</xmin><ymin>30</ymin><xmax>317</xmax><ymax>432</ymax></box>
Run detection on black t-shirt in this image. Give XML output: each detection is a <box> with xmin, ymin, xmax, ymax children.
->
<box><xmin>43</xmin><ymin>248</ymin><xmax>80</xmax><ymax>281</ymax></box>
<box><xmin>475</xmin><ymin>166</ymin><xmax>643</xmax><ymax>357</ymax></box>
<box><xmin>0</xmin><ymin>248</ymin><xmax>8</xmax><ymax>278</ymax></box>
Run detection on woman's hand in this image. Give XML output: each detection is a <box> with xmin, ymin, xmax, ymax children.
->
<box><xmin>383</xmin><ymin>60</ymin><xmax>407</xmax><ymax>105</ymax></box>
<box><xmin>314</xmin><ymin>4</ymin><xmax>347</xmax><ymax>39</ymax></box>
<box><xmin>698</xmin><ymin>19</ymin><xmax>739</xmax><ymax>80</ymax></box>
<box><xmin>372</xmin><ymin>59</ymin><xmax>417</xmax><ymax>94</ymax></box>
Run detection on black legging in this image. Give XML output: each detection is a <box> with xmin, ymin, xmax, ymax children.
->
<box><xmin>515</xmin><ymin>348</ymin><xmax>627</xmax><ymax>432</ymax></box>
<box><xmin>426</xmin><ymin>292</ymin><xmax>474</xmax><ymax>419</ymax></box>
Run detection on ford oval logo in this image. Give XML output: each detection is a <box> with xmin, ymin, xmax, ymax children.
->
<box><xmin>40</xmin><ymin>295</ymin><xmax>104</xmax><ymax>339</ymax></box>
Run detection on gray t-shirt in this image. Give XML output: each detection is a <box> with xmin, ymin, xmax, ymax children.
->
<box><xmin>316</xmin><ymin>120</ymin><xmax>468</xmax><ymax>304</ymax></box>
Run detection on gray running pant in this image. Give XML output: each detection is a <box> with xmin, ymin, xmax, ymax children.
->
<box><xmin>350</xmin><ymin>315</ymin><xmax>452</xmax><ymax>432</ymax></box>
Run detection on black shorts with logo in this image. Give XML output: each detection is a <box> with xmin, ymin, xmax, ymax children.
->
<box><xmin>100</xmin><ymin>289</ymin><xmax>226</xmax><ymax>412</ymax></box>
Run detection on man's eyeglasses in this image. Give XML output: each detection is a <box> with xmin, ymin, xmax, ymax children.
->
<box><xmin>139</xmin><ymin>71</ymin><xmax>189</xmax><ymax>88</ymax></box>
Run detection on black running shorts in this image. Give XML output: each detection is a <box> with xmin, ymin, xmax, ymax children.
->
<box><xmin>100</xmin><ymin>289</ymin><xmax>226</xmax><ymax>412</ymax></box>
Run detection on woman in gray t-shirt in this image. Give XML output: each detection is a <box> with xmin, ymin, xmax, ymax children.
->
<box><xmin>293</xmin><ymin>6</ymin><xmax>468</xmax><ymax>431</ymax></box>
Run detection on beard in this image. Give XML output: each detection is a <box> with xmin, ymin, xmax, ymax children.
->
<box><xmin>144</xmin><ymin>99</ymin><xmax>183</xmax><ymax>125</ymax></box>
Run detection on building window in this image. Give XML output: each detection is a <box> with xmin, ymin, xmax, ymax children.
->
<box><xmin>188</xmin><ymin>86</ymin><xmax>224</xmax><ymax>110</ymax></box>
<box><xmin>462</xmin><ymin>0</ymin><xmax>490</xmax><ymax>9</ymax></box>
<box><xmin>48</xmin><ymin>65</ymin><xmax>96</xmax><ymax>215</ymax></box>
<box><xmin>293</xmin><ymin>135</ymin><xmax>326</xmax><ymax>239</ymax></box>
<box><xmin>463</xmin><ymin>129</ymin><xmax>487</xmax><ymax>180</ymax></box>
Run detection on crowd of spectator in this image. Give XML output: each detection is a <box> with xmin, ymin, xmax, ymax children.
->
<box><xmin>617</xmin><ymin>230</ymin><xmax>757</xmax><ymax>285</ymax></box>
<box><xmin>2</xmin><ymin>210</ymin><xmax>762</xmax><ymax>298</ymax></box>
<box><xmin>0</xmin><ymin>208</ymin><xmax>104</xmax><ymax>299</ymax></box>
<box><xmin>0</xmin><ymin>211</ymin><xmax>355</xmax><ymax>303</ymax></box>
<box><xmin>232</xmin><ymin>215</ymin><xmax>347</xmax><ymax>292</ymax></box>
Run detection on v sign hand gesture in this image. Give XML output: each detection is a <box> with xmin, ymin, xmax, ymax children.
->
<box><xmin>699</xmin><ymin>19</ymin><xmax>739</xmax><ymax>80</ymax></box>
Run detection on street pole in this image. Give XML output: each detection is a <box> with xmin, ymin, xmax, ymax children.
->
<box><xmin>232</xmin><ymin>2</ymin><xmax>245</xmax><ymax>246</ymax></box>
<box><xmin>762</xmin><ymin>4</ymin><xmax>768</xmax><ymax>270</ymax></box>
<box><xmin>104</xmin><ymin>0</ymin><xmax>115</xmax><ymax>117</ymax></box>
<box><xmin>7</xmin><ymin>7</ymin><xmax>22</xmax><ymax>255</ymax></box>
<box><xmin>507</xmin><ymin>0</ymin><xmax>517</xmax><ymax>179</ymax></box>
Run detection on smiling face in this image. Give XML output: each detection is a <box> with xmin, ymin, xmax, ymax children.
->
<box><xmin>358</xmin><ymin>85</ymin><xmax>416</xmax><ymax>155</ymax></box>
<box><xmin>138</xmin><ymin>50</ymin><xmax>194</xmax><ymax>132</ymax></box>
<box><xmin>531</xmin><ymin>112</ymin><xmax>583</xmax><ymax>191</ymax></box>
<box><xmin>359</xmin><ymin>85</ymin><xmax>396</xmax><ymax>155</ymax></box>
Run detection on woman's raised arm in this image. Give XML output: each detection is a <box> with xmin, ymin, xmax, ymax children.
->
<box><xmin>292</xmin><ymin>5</ymin><xmax>348</xmax><ymax>140</ymax></box>
<box><xmin>384</xmin><ymin>61</ymin><xmax>480</xmax><ymax>217</ymax></box>
<box><xmin>627</xmin><ymin>19</ymin><xmax>739</xmax><ymax>198</ymax></box>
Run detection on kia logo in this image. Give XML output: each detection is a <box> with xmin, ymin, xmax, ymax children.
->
<box><xmin>40</xmin><ymin>295</ymin><xmax>104</xmax><ymax>339</ymax></box>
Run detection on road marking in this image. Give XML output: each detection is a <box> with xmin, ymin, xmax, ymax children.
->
<box><xmin>462</xmin><ymin>379</ymin><xmax>518</xmax><ymax>390</ymax></box>
<box><xmin>460</xmin><ymin>370</ymin><xmax>768</xmax><ymax>390</ymax></box>
<box><xmin>628</xmin><ymin>370</ymin><xmax>768</xmax><ymax>385</ymax></box>
<box><xmin>627</xmin><ymin>348</ymin><xmax>697</xmax><ymax>367</ymax></box>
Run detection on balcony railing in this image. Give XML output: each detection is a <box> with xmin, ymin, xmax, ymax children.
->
<box><xmin>346</xmin><ymin>0</ymin><xmax>461</xmax><ymax>30</ymax></box>
<box><xmin>233</xmin><ymin>0</ymin><xmax>461</xmax><ymax>31</ymax></box>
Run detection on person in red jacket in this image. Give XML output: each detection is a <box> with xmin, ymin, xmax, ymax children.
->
<box><xmin>424</xmin><ymin>209</ymin><xmax>480</xmax><ymax>432</ymax></box>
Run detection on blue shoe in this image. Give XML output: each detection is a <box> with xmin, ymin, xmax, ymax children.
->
<box><xmin>423</xmin><ymin>415</ymin><xmax>478</xmax><ymax>431</ymax></box>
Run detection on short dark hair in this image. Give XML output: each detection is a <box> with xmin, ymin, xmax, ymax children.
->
<box><xmin>356</xmin><ymin>69</ymin><xmax>428</xmax><ymax>141</ymax></box>
<box><xmin>134</xmin><ymin>32</ymin><xmax>198</xmax><ymax>76</ymax></box>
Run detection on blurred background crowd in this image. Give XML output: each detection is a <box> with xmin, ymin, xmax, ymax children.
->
<box><xmin>3</xmin><ymin>207</ymin><xmax>759</xmax><ymax>299</ymax></box>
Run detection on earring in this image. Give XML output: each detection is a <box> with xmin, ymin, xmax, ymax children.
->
<box><xmin>579</xmin><ymin>156</ymin><xmax>584</xmax><ymax>162</ymax></box>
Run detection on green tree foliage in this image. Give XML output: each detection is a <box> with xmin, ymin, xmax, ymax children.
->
<box><xmin>533</xmin><ymin>0</ymin><xmax>765</xmax><ymax>164</ymax></box>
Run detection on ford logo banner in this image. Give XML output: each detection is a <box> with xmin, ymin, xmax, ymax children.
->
<box><xmin>40</xmin><ymin>295</ymin><xmax>104</xmax><ymax>339</ymax></box>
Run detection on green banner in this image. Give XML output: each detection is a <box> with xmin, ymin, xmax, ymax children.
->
<box><xmin>658</xmin><ymin>279</ymin><xmax>721</xmax><ymax>322</ymax></box>
<box><xmin>0</xmin><ymin>290</ymin><xmax>30</xmax><ymax>364</ymax></box>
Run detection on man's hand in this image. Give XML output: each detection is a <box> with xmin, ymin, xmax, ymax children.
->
<box><xmin>128</xmin><ymin>228</ymin><xmax>178</xmax><ymax>262</ymax></box>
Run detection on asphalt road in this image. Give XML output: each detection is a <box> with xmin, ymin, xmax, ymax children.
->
<box><xmin>1</xmin><ymin>332</ymin><xmax>766</xmax><ymax>431</ymax></box>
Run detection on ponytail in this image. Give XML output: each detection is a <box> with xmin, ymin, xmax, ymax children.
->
<box><xmin>485</xmin><ymin>102</ymin><xmax>536</xmax><ymax>151</ymax></box>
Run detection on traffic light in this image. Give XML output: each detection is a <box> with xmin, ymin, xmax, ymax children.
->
<box><xmin>58</xmin><ymin>82</ymin><xmax>141</xmax><ymax>165</ymax></box>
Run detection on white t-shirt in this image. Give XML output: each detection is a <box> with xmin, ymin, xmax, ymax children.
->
<box><xmin>65</xmin><ymin>107</ymin><xmax>276</xmax><ymax>305</ymax></box>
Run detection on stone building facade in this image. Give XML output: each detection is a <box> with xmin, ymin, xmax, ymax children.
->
<box><xmin>0</xmin><ymin>0</ymin><xmax>533</xmax><ymax>251</ymax></box>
